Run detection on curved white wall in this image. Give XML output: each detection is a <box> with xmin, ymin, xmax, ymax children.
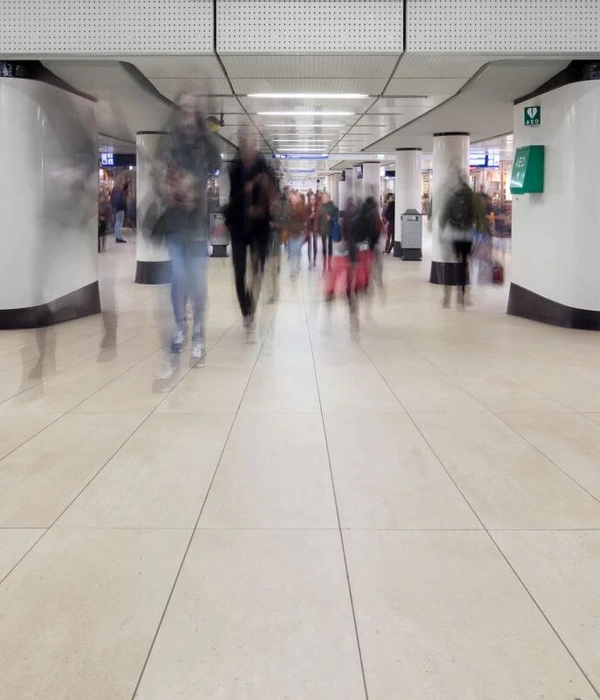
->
<box><xmin>0</xmin><ymin>79</ymin><xmax>97</xmax><ymax>310</ymax></box>
<box><xmin>512</xmin><ymin>80</ymin><xmax>600</xmax><ymax>311</ymax></box>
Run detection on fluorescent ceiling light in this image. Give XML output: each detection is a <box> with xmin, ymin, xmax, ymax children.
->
<box><xmin>265</xmin><ymin>123</ymin><xmax>345</xmax><ymax>128</ymax></box>
<box><xmin>276</xmin><ymin>148</ymin><xmax>329</xmax><ymax>153</ymax></box>
<box><xmin>249</xmin><ymin>93</ymin><xmax>369</xmax><ymax>99</ymax></box>
<box><xmin>258</xmin><ymin>111</ymin><xmax>354</xmax><ymax>116</ymax></box>
<box><xmin>273</xmin><ymin>139</ymin><xmax>331</xmax><ymax>143</ymax></box>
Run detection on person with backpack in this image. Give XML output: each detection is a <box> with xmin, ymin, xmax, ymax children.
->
<box><xmin>316</xmin><ymin>191</ymin><xmax>338</xmax><ymax>273</ymax></box>
<box><xmin>439</xmin><ymin>177</ymin><xmax>489</xmax><ymax>308</ymax></box>
<box><xmin>111</xmin><ymin>181</ymin><xmax>129</xmax><ymax>242</ymax></box>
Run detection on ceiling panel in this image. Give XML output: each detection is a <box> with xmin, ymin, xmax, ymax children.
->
<box><xmin>393</xmin><ymin>53</ymin><xmax>500</xmax><ymax>78</ymax></box>
<box><xmin>217</xmin><ymin>0</ymin><xmax>403</xmax><ymax>53</ymax></box>
<box><xmin>241</xmin><ymin>96</ymin><xmax>377</xmax><ymax>114</ymax></box>
<box><xmin>128</xmin><ymin>55</ymin><xmax>227</xmax><ymax>79</ymax></box>
<box><xmin>150</xmin><ymin>78</ymin><xmax>233</xmax><ymax>97</ymax></box>
<box><xmin>230</xmin><ymin>78</ymin><xmax>387</xmax><ymax>94</ymax></box>
<box><xmin>220</xmin><ymin>54</ymin><xmax>398</xmax><ymax>78</ymax></box>
<box><xmin>368</xmin><ymin>97</ymin><xmax>443</xmax><ymax>114</ymax></box>
<box><xmin>384</xmin><ymin>78</ymin><xmax>467</xmax><ymax>96</ymax></box>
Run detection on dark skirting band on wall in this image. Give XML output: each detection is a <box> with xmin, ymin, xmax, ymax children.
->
<box><xmin>429</xmin><ymin>261</ymin><xmax>470</xmax><ymax>286</ymax></box>
<box><xmin>0</xmin><ymin>281</ymin><xmax>101</xmax><ymax>330</ymax></box>
<box><xmin>135</xmin><ymin>260</ymin><xmax>172</xmax><ymax>285</ymax></box>
<box><xmin>508</xmin><ymin>283</ymin><xmax>600</xmax><ymax>331</ymax></box>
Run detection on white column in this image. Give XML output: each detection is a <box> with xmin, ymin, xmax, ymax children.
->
<box><xmin>330</xmin><ymin>173</ymin><xmax>341</xmax><ymax>206</ymax></box>
<box><xmin>135</xmin><ymin>131</ymin><xmax>171</xmax><ymax>284</ymax></box>
<box><xmin>345</xmin><ymin>167</ymin><xmax>354</xmax><ymax>203</ymax></box>
<box><xmin>509</xmin><ymin>78</ymin><xmax>600</xmax><ymax>328</ymax></box>
<box><xmin>0</xmin><ymin>76</ymin><xmax>99</xmax><ymax>327</ymax></box>
<box><xmin>338</xmin><ymin>176</ymin><xmax>348</xmax><ymax>212</ymax></box>
<box><xmin>218</xmin><ymin>164</ymin><xmax>230</xmax><ymax>207</ymax></box>
<box><xmin>430</xmin><ymin>133</ymin><xmax>469</xmax><ymax>283</ymax></box>
<box><xmin>395</xmin><ymin>148</ymin><xmax>422</xmax><ymax>235</ymax></box>
<box><xmin>361</xmin><ymin>162</ymin><xmax>381</xmax><ymax>204</ymax></box>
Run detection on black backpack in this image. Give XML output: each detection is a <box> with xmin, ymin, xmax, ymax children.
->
<box><xmin>447</xmin><ymin>188</ymin><xmax>475</xmax><ymax>231</ymax></box>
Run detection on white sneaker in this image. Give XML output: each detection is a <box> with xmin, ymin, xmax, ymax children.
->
<box><xmin>170</xmin><ymin>329</ymin><xmax>186</xmax><ymax>354</ymax></box>
<box><xmin>191</xmin><ymin>342</ymin><xmax>206</xmax><ymax>366</ymax></box>
<box><xmin>158</xmin><ymin>357</ymin><xmax>176</xmax><ymax>380</ymax></box>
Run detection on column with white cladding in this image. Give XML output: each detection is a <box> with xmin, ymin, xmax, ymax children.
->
<box><xmin>509</xmin><ymin>72</ymin><xmax>600</xmax><ymax>329</ymax></box>
<box><xmin>135</xmin><ymin>131</ymin><xmax>172</xmax><ymax>284</ymax></box>
<box><xmin>330</xmin><ymin>172</ymin><xmax>342</xmax><ymax>207</ymax></box>
<box><xmin>429</xmin><ymin>133</ymin><xmax>469</xmax><ymax>285</ymax></box>
<box><xmin>344</xmin><ymin>167</ymin><xmax>354</xmax><ymax>204</ymax></box>
<box><xmin>361</xmin><ymin>162</ymin><xmax>381</xmax><ymax>205</ymax></box>
<box><xmin>0</xmin><ymin>66</ymin><xmax>99</xmax><ymax>328</ymax></box>
<box><xmin>395</xmin><ymin>148</ymin><xmax>422</xmax><ymax>256</ymax></box>
<box><xmin>338</xmin><ymin>176</ymin><xmax>348</xmax><ymax>214</ymax></box>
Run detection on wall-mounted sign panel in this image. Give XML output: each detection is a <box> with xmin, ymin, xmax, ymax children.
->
<box><xmin>524</xmin><ymin>106</ymin><xmax>541</xmax><ymax>126</ymax></box>
<box><xmin>510</xmin><ymin>145</ymin><xmax>544</xmax><ymax>194</ymax></box>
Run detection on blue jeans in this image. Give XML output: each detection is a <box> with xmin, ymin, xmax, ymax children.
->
<box><xmin>167</xmin><ymin>236</ymin><xmax>208</xmax><ymax>342</ymax></box>
<box><xmin>114</xmin><ymin>210</ymin><xmax>125</xmax><ymax>240</ymax></box>
<box><xmin>288</xmin><ymin>236</ymin><xmax>304</xmax><ymax>274</ymax></box>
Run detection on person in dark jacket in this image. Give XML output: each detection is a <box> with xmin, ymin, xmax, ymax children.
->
<box><xmin>226</xmin><ymin>135</ymin><xmax>278</xmax><ymax>339</ymax></box>
<box><xmin>383</xmin><ymin>193</ymin><xmax>395</xmax><ymax>254</ymax></box>
<box><xmin>316</xmin><ymin>192</ymin><xmax>338</xmax><ymax>272</ymax></box>
<box><xmin>154</xmin><ymin>94</ymin><xmax>221</xmax><ymax>375</ymax></box>
<box><xmin>111</xmin><ymin>181</ymin><xmax>129</xmax><ymax>242</ymax></box>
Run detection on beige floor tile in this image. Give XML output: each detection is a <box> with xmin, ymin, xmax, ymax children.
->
<box><xmin>445</xmin><ymin>366</ymin><xmax>571</xmax><ymax>412</ymax></box>
<box><xmin>412</xmin><ymin>413</ymin><xmax>600</xmax><ymax>529</ymax></box>
<box><xmin>157</xmin><ymin>364</ymin><xmax>252</xmax><ymax>414</ymax></box>
<box><xmin>59</xmin><ymin>413</ymin><xmax>234</xmax><ymax>528</ymax></box>
<box><xmin>0</xmin><ymin>413</ymin><xmax>62</xmax><ymax>460</ymax></box>
<box><xmin>0</xmin><ymin>529</ymin><xmax>45</xmax><ymax>580</ymax></box>
<box><xmin>0</xmin><ymin>413</ymin><xmax>144</xmax><ymax>527</ymax></box>
<box><xmin>317</xmin><ymin>364</ymin><xmax>404</xmax><ymax>414</ymax></box>
<box><xmin>0</xmin><ymin>528</ymin><xmax>188</xmax><ymax>700</ymax></box>
<box><xmin>325</xmin><ymin>413</ymin><xmax>480</xmax><ymax>530</ymax></box>
<box><xmin>378</xmin><ymin>365</ymin><xmax>487</xmax><ymax>414</ymax></box>
<box><xmin>501</xmin><ymin>412</ymin><xmax>600</xmax><ymax>502</ymax></box>
<box><xmin>494</xmin><ymin>530</ymin><xmax>600</xmax><ymax>693</ymax></box>
<box><xmin>345</xmin><ymin>530</ymin><xmax>597</xmax><ymax>700</ymax></box>
<box><xmin>200</xmin><ymin>413</ymin><xmax>337</xmax><ymax>529</ymax></box>
<box><xmin>134</xmin><ymin>530</ymin><xmax>365</xmax><ymax>700</ymax></box>
<box><xmin>239</xmin><ymin>359</ymin><xmax>320</xmax><ymax>414</ymax></box>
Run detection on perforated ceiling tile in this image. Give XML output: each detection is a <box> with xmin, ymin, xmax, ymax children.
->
<box><xmin>150</xmin><ymin>78</ymin><xmax>233</xmax><ymax>98</ymax></box>
<box><xmin>217</xmin><ymin>0</ymin><xmax>403</xmax><ymax>53</ymax></box>
<box><xmin>385</xmin><ymin>78</ymin><xmax>468</xmax><ymax>96</ymax></box>
<box><xmin>129</xmin><ymin>56</ymin><xmax>227</xmax><ymax>79</ymax></box>
<box><xmin>0</xmin><ymin>0</ymin><xmax>213</xmax><ymax>55</ymax></box>
<box><xmin>407</xmin><ymin>0</ymin><xmax>600</xmax><ymax>52</ymax></box>
<box><xmin>394</xmin><ymin>53</ymin><xmax>501</xmax><ymax>78</ymax></box>
<box><xmin>220</xmin><ymin>54</ymin><xmax>399</xmax><ymax>78</ymax></box>
<box><xmin>231</xmin><ymin>78</ymin><xmax>388</xmax><ymax>95</ymax></box>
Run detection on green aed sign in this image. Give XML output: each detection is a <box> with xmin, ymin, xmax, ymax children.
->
<box><xmin>510</xmin><ymin>145</ymin><xmax>545</xmax><ymax>195</ymax></box>
<box><xmin>524</xmin><ymin>105</ymin><xmax>541</xmax><ymax>126</ymax></box>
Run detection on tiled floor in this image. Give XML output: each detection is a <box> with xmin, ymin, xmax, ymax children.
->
<box><xmin>1</xmin><ymin>240</ymin><xmax>600</xmax><ymax>699</ymax></box>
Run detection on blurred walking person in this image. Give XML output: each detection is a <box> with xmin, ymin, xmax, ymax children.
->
<box><xmin>226</xmin><ymin>134</ymin><xmax>278</xmax><ymax>340</ymax></box>
<box><xmin>154</xmin><ymin>94</ymin><xmax>221</xmax><ymax>377</ymax></box>
<box><xmin>111</xmin><ymin>181</ymin><xmax>129</xmax><ymax>242</ymax></box>
<box><xmin>383</xmin><ymin>193</ymin><xmax>395</xmax><ymax>254</ymax></box>
<box><xmin>316</xmin><ymin>191</ymin><xmax>338</xmax><ymax>273</ymax></box>
<box><xmin>348</xmin><ymin>196</ymin><xmax>380</xmax><ymax>328</ymax></box>
<box><xmin>439</xmin><ymin>175</ymin><xmax>489</xmax><ymax>309</ymax></box>
<box><xmin>305</xmin><ymin>193</ymin><xmax>318</xmax><ymax>268</ymax></box>
<box><xmin>267</xmin><ymin>190</ymin><xmax>286</xmax><ymax>303</ymax></box>
<box><xmin>285</xmin><ymin>190</ymin><xmax>307</xmax><ymax>278</ymax></box>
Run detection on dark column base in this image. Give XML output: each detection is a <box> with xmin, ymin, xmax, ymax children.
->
<box><xmin>402</xmin><ymin>248</ymin><xmax>422</xmax><ymax>261</ymax></box>
<box><xmin>135</xmin><ymin>260</ymin><xmax>172</xmax><ymax>284</ymax></box>
<box><xmin>429</xmin><ymin>261</ymin><xmax>469</xmax><ymax>286</ymax></box>
<box><xmin>211</xmin><ymin>244</ymin><xmax>229</xmax><ymax>258</ymax></box>
<box><xmin>0</xmin><ymin>281</ymin><xmax>101</xmax><ymax>329</ymax></box>
<box><xmin>393</xmin><ymin>241</ymin><xmax>403</xmax><ymax>258</ymax></box>
<box><xmin>508</xmin><ymin>283</ymin><xmax>600</xmax><ymax>330</ymax></box>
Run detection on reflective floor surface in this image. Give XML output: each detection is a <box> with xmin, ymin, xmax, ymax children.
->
<box><xmin>1</xmin><ymin>240</ymin><xmax>600</xmax><ymax>699</ymax></box>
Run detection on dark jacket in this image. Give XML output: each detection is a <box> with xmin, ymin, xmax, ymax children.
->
<box><xmin>349</xmin><ymin>197</ymin><xmax>380</xmax><ymax>262</ymax></box>
<box><xmin>156</xmin><ymin>127</ymin><xmax>221</xmax><ymax>241</ymax></box>
<box><xmin>317</xmin><ymin>201</ymin><xmax>338</xmax><ymax>237</ymax></box>
<box><xmin>226</xmin><ymin>154</ymin><xmax>278</xmax><ymax>239</ymax></box>
<box><xmin>384</xmin><ymin>200</ymin><xmax>395</xmax><ymax>230</ymax></box>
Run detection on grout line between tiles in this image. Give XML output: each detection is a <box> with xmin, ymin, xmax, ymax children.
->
<box><xmin>304</xmin><ymin>293</ymin><xmax>371</xmax><ymax>700</ymax></box>
<box><xmin>0</xmin><ymin>320</ymin><xmax>238</xmax><ymax>588</ymax></box>
<box><xmin>129</xmin><ymin>305</ymin><xmax>278</xmax><ymax>700</ymax></box>
<box><xmin>348</xmin><ymin>315</ymin><xmax>600</xmax><ymax>697</ymax></box>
